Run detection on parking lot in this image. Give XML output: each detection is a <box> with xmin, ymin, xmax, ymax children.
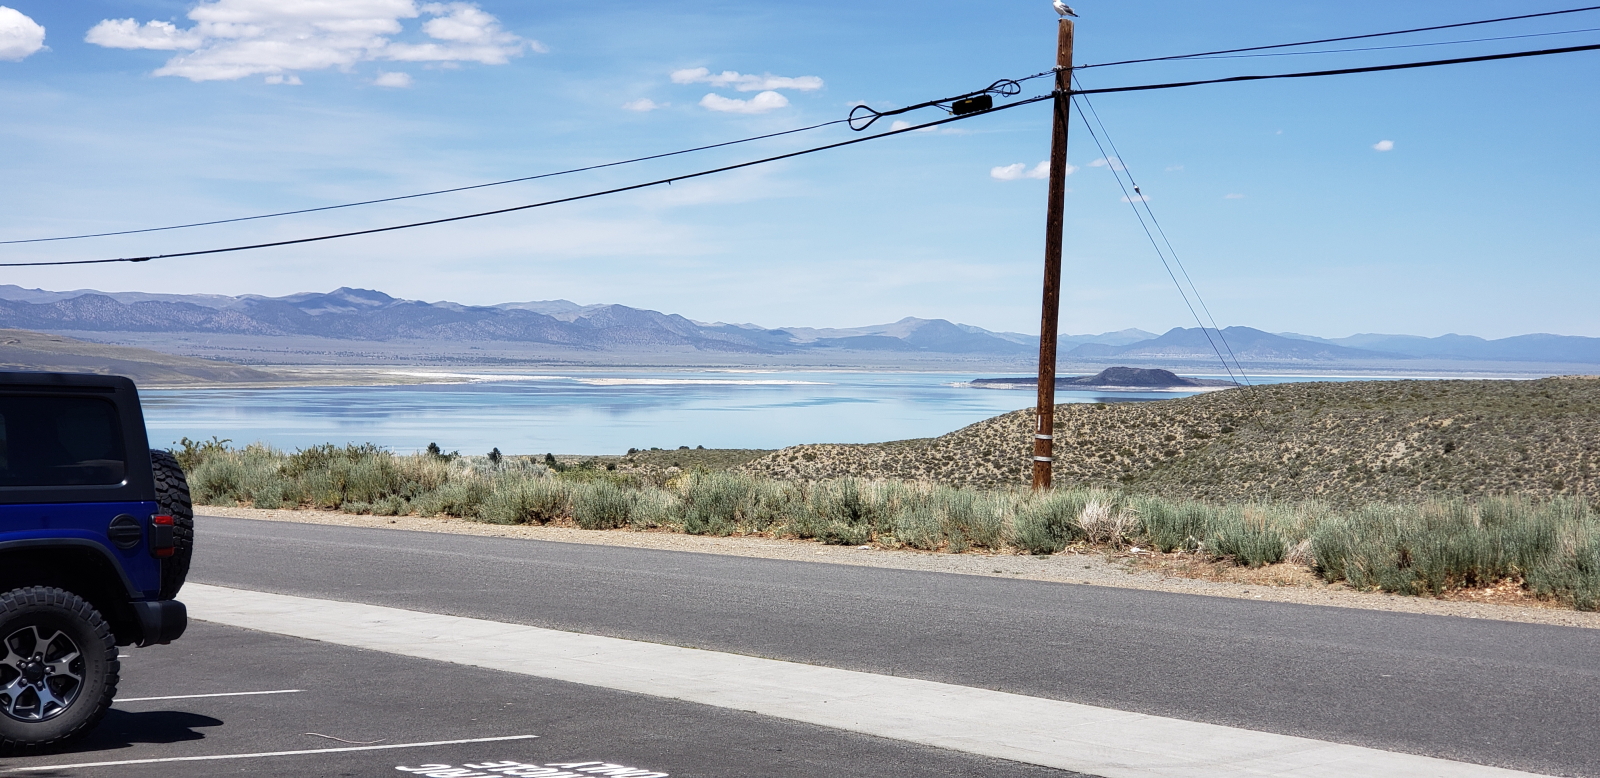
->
<box><xmin>1</xmin><ymin>621</ymin><xmax>1074</xmax><ymax>778</ymax></box>
<box><xmin>7</xmin><ymin>514</ymin><xmax>1599</xmax><ymax>778</ymax></box>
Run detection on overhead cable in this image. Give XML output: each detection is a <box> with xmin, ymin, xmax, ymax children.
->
<box><xmin>848</xmin><ymin>79</ymin><xmax>1022</xmax><ymax>131</ymax></box>
<box><xmin>0</xmin><ymin>94</ymin><xmax>1053</xmax><ymax>268</ymax></box>
<box><xmin>1071</xmin><ymin>77</ymin><xmax>1249</xmax><ymax>385</ymax></box>
<box><xmin>1</xmin><ymin>119</ymin><xmax>853</xmax><ymax>246</ymax></box>
<box><xmin>1172</xmin><ymin>26</ymin><xmax>1600</xmax><ymax>62</ymax></box>
<box><xmin>1069</xmin><ymin>42</ymin><xmax>1600</xmax><ymax>96</ymax></box>
<box><xmin>1070</xmin><ymin>97</ymin><xmax>1243</xmax><ymax>387</ymax></box>
<box><xmin>1078</xmin><ymin>4</ymin><xmax>1600</xmax><ymax>68</ymax></box>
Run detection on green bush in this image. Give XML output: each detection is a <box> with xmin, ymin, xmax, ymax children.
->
<box><xmin>171</xmin><ymin>439</ymin><xmax>1600</xmax><ymax>609</ymax></box>
<box><xmin>574</xmin><ymin>481</ymin><xmax>636</xmax><ymax>530</ymax></box>
<box><xmin>1011</xmin><ymin>490</ymin><xmax>1090</xmax><ymax>555</ymax></box>
<box><xmin>1136</xmin><ymin>496</ymin><xmax>1211</xmax><ymax>553</ymax></box>
<box><xmin>478</xmin><ymin>475</ymin><xmax>571</xmax><ymax>525</ymax></box>
<box><xmin>1205</xmin><ymin>506</ymin><xmax>1289</xmax><ymax>568</ymax></box>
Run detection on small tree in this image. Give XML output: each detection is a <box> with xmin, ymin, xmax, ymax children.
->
<box><xmin>488</xmin><ymin>447</ymin><xmax>503</xmax><ymax>464</ymax></box>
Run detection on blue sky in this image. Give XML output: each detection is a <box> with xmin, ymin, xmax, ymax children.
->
<box><xmin>0</xmin><ymin>1</ymin><xmax>1596</xmax><ymax>339</ymax></box>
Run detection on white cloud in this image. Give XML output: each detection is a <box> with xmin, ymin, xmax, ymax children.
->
<box><xmin>265</xmin><ymin>74</ymin><xmax>302</xmax><ymax>85</ymax></box>
<box><xmin>700</xmin><ymin>91</ymin><xmax>788</xmax><ymax>114</ymax></box>
<box><xmin>671</xmin><ymin>67</ymin><xmax>822</xmax><ymax>92</ymax></box>
<box><xmin>1089</xmin><ymin>156</ymin><xmax>1125</xmax><ymax>171</ymax></box>
<box><xmin>1373</xmin><ymin>139</ymin><xmax>1395</xmax><ymax>152</ymax></box>
<box><xmin>84</xmin><ymin>19</ymin><xmax>203</xmax><ymax>50</ymax></box>
<box><xmin>989</xmin><ymin>163</ymin><xmax>1026</xmax><ymax>181</ymax></box>
<box><xmin>0</xmin><ymin>6</ymin><xmax>46</xmax><ymax>61</ymax></box>
<box><xmin>990</xmin><ymin>161</ymin><xmax>1065</xmax><ymax>181</ymax></box>
<box><xmin>1121</xmin><ymin>194</ymin><xmax>1151</xmax><ymax>203</ymax></box>
<box><xmin>888</xmin><ymin>120</ymin><xmax>936</xmax><ymax>133</ymax></box>
<box><xmin>1224</xmin><ymin>193</ymin><xmax>1245</xmax><ymax>200</ymax></box>
<box><xmin>373</xmin><ymin>70</ymin><xmax>411</xmax><ymax>87</ymax></box>
<box><xmin>86</xmin><ymin>0</ymin><xmax>534</xmax><ymax>82</ymax></box>
<box><xmin>622</xmin><ymin>98</ymin><xmax>663</xmax><ymax>112</ymax></box>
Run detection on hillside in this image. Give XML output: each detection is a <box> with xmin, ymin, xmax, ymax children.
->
<box><xmin>742</xmin><ymin>377</ymin><xmax>1600</xmax><ymax>503</ymax></box>
<box><xmin>0</xmin><ymin>329</ymin><xmax>273</xmax><ymax>385</ymax></box>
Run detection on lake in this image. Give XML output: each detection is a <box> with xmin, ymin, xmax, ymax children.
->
<box><xmin>140</xmin><ymin>370</ymin><xmax>1375</xmax><ymax>456</ymax></box>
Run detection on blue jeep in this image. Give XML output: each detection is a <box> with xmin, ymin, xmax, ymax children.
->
<box><xmin>0</xmin><ymin>372</ymin><xmax>192</xmax><ymax>752</ymax></box>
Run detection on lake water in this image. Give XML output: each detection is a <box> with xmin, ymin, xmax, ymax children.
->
<box><xmin>141</xmin><ymin>370</ymin><xmax>1371</xmax><ymax>456</ymax></box>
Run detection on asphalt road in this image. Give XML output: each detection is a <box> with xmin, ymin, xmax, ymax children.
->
<box><xmin>178</xmin><ymin>516</ymin><xmax>1600</xmax><ymax>776</ymax></box>
<box><xmin>1</xmin><ymin>621</ymin><xmax>1077</xmax><ymax>777</ymax></box>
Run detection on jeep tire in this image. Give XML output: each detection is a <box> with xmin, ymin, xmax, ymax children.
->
<box><xmin>150</xmin><ymin>449</ymin><xmax>194</xmax><ymax>600</ymax></box>
<box><xmin>0</xmin><ymin>588</ymin><xmax>119</xmax><ymax>754</ymax></box>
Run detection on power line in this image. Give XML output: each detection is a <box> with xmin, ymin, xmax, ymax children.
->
<box><xmin>1068</xmin><ymin>96</ymin><xmax>1244</xmax><ymax>387</ymax></box>
<box><xmin>1070</xmin><ymin>42</ymin><xmax>1600</xmax><ymax>96</ymax></box>
<box><xmin>1071</xmin><ymin>78</ymin><xmax>1250</xmax><ymax>386</ymax></box>
<box><xmin>1078</xmin><ymin>4</ymin><xmax>1600</xmax><ymax>68</ymax></box>
<box><xmin>1174</xmin><ymin>26</ymin><xmax>1600</xmax><ymax>62</ymax></box>
<box><xmin>0</xmin><ymin>119</ymin><xmax>850</xmax><ymax>246</ymax></box>
<box><xmin>0</xmin><ymin>94</ymin><xmax>1053</xmax><ymax>268</ymax></box>
<box><xmin>849</xmin><ymin>78</ymin><xmax>1023</xmax><ymax>131</ymax></box>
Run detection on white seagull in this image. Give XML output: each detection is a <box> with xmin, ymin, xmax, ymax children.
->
<box><xmin>1053</xmin><ymin>1</ymin><xmax>1078</xmax><ymax>17</ymax></box>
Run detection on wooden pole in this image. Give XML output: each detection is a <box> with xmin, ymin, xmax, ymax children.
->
<box><xmin>1033</xmin><ymin>18</ymin><xmax>1075</xmax><ymax>491</ymax></box>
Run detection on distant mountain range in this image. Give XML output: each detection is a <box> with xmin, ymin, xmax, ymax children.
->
<box><xmin>1</xmin><ymin>285</ymin><xmax>1596</xmax><ymax>365</ymax></box>
<box><xmin>0</xmin><ymin>285</ymin><xmax>1111</xmax><ymax>357</ymax></box>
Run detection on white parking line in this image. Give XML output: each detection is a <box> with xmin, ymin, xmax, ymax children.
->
<box><xmin>4</xmin><ymin>735</ymin><xmax>539</xmax><ymax>772</ymax></box>
<box><xmin>117</xmin><ymin>689</ymin><xmax>305</xmax><ymax>702</ymax></box>
<box><xmin>181</xmin><ymin>583</ymin><xmax>1553</xmax><ymax>778</ymax></box>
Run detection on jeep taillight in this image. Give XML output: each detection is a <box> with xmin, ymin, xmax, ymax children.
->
<box><xmin>150</xmin><ymin>514</ymin><xmax>175</xmax><ymax>558</ymax></box>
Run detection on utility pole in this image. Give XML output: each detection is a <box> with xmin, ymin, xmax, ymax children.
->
<box><xmin>1033</xmin><ymin>17</ymin><xmax>1074</xmax><ymax>491</ymax></box>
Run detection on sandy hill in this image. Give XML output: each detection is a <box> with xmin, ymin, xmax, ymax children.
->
<box><xmin>742</xmin><ymin>377</ymin><xmax>1600</xmax><ymax>503</ymax></box>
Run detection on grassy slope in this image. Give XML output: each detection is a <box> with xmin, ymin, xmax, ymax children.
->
<box><xmin>742</xmin><ymin>377</ymin><xmax>1600</xmax><ymax>503</ymax></box>
<box><xmin>0</xmin><ymin>328</ymin><xmax>273</xmax><ymax>385</ymax></box>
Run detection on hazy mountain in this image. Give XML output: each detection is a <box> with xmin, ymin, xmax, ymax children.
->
<box><xmin>4</xmin><ymin>286</ymin><xmax>1595</xmax><ymax>363</ymax></box>
<box><xmin>1279</xmin><ymin>331</ymin><xmax>1600</xmax><ymax>364</ymax></box>
<box><xmin>0</xmin><ymin>288</ymin><xmax>1032</xmax><ymax>356</ymax></box>
<box><xmin>1069</xmin><ymin>327</ymin><xmax>1404</xmax><ymax>361</ymax></box>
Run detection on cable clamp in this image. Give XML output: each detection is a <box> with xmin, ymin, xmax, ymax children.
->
<box><xmin>1033</xmin><ymin>456</ymin><xmax>1055</xmax><ymax>463</ymax></box>
<box><xmin>1035</xmin><ymin>434</ymin><xmax>1053</xmax><ymax>441</ymax></box>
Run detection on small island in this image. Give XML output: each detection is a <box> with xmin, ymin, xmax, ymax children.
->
<box><xmin>968</xmin><ymin>366</ymin><xmax>1240</xmax><ymax>392</ymax></box>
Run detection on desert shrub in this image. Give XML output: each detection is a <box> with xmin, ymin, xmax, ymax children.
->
<box><xmin>802</xmin><ymin>479</ymin><xmax>894</xmax><ymax>545</ymax></box>
<box><xmin>1311</xmin><ymin>497</ymin><xmax>1600</xmax><ymax>602</ymax></box>
<box><xmin>189</xmin><ymin>455</ymin><xmax>247</xmax><ymax>504</ymax></box>
<box><xmin>173</xmin><ymin>435</ymin><xmax>234</xmax><ymax>473</ymax></box>
<box><xmin>1011</xmin><ymin>489</ymin><xmax>1091</xmax><ymax>555</ymax></box>
<box><xmin>1136</xmin><ymin>496</ymin><xmax>1212</xmax><ymax>553</ymax></box>
<box><xmin>175</xmin><ymin>438</ymin><xmax>1600</xmax><ymax>609</ymax></box>
<box><xmin>1205</xmin><ymin>505</ymin><xmax>1290</xmax><ymax>568</ymax></box>
<box><xmin>892</xmin><ymin>499</ymin><xmax>944</xmax><ymax>550</ymax></box>
<box><xmin>678</xmin><ymin>472</ymin><xmax>754</xmax><ymax>535</ymax></box>
<box><xmin>630</xmin><ymin>488</ymin><xmax>681</xmax><ymax>530</ymax></box>
<box><xmin>412</xmin><ymin>477</ymin><xmax>490</xmax><ymax>518</ymax></box>
<box><xmin>1078</xmin><ymin>495</ymin><xmax>1138</xmax><ymax>548</ymax></box>
<box><xmin>743</xmin><ymin>479</ymin><xmax>801</xmax><ymax>531</ymax></box>
<box><xmin>478</xmin><ymin>475</ymin><xmax>571</xmax><ymax>525</ymax></box>
<box><xmin>573</xmin><ymin>481</ymin><xmax>636</xmax><ymax>530</ymax></box>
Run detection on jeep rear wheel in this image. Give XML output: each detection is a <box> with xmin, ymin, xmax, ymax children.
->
<box><xmin>0</xmin><ymin>588</ymin><xmax>119</xmax><ymax>754</ymax></box>
<box><xmin>151</xmin><ymin>449</ymin><xmax>194</xmax><ymax>600</ymax></box>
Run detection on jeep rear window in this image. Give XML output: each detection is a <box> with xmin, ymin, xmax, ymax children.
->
<box><xmin>0</xmin><ymin>396</ymin><xmax>126</xmax><ymax>487</ymax></box>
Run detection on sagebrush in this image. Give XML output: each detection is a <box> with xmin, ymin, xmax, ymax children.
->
<box><xmin>177</xmin><ymin>440</ymin><xmax>1600</xmax><ymax>610</ymax></box>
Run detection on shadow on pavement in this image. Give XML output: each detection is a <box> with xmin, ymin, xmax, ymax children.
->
<box><xmin>66</xmin><ymin>709</ymin><xmax>224</xmax><ymax>752</ymax></box>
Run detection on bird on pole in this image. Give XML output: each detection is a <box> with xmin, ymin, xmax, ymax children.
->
<box><xmin>1053</xmin><ymin>1</ymin><xmax>1078</xmax><ymax>17</ymax></box>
